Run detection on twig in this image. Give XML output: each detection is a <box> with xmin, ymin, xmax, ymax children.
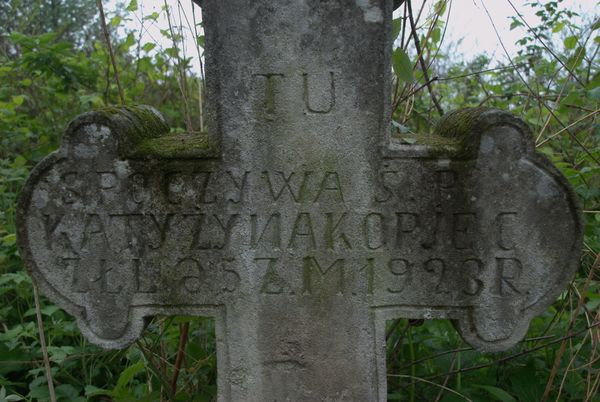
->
<box><xmin>536</xmin><ymin>35</ymin><xmax>591</xmax><ymax>144</ymax></box>
<box><xmin>32</xmin><ymin>284</ymin><xmax>57</xmax><ymax>402</ymax></box>
<box><xmin>97</xmin><ymin>0</ymin><xmax>125</xmax><ymax>105</ymax></box>
<box><xmin>163</xmin><ymin>0</ymin><xmax>194</xmax><ymax>132</ymax></box>
<box><xmin>190</xmin><ymin>0</ymin><xmax>205</xmax><ymax>132</ymax></box>
<box><xmin>505</xmin><ymin>0</ymin><xmax>586</xmax><ymax>88</ymax></box>
<box><xmin>395</xmin><ymin>76</ymin><xmax>439</xmax><ymax>109</ymax></box>
<box><xmin>479</xmin><ymin>0</ymin><xmax>600</xmax><ymax>167</ymax></box>
<box><xmin>541</xmin><ymin>255</ymin><xmax>600</xmax><ymax>401</ymax></box>
<box><xmin>406</xmin><ymin>0</ymin><xmax>444</xmax><ymax>116</ymax></box>
<box><xmin>536</xmin><ymin>109</ymin><xmax>600</xmax><ymax>148</ymax></box>
<box><xmin>425</xmin><ymin>321</ymin><xmax>600</xmax><ymax>381</ymax></box>
<box><xmin>387</xmin><ymin>374</ymin><xmax>473</xmax><ymax>401</ymax></box>
<box><xmin>170</xmin><ymin>322</ymin><xmax>190</xmax><ymax>395</ymax></box>
<box><xmin>556</xmin><ymin>330</ymin><xmax>591</xmax><ymax>401</ymax></box>
<box><xmin>136</xmin><ymin>340</ymin><xmax>175</xmax><ymax>400</ymax></box>
<box><xmin>437</xmin><ymin>64</ymin><xmax>526</xmax><ymax>81</ymax></box>
<box><xmin>434</xmin><ymin>352</ymin><xmax>457</xmax><ymax>402</ymax></box>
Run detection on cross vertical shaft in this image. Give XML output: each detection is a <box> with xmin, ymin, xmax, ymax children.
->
<box><xmin>200</xmin><ymin>0</ymin><xmax>392</xmax><ymax>400</ymax></box>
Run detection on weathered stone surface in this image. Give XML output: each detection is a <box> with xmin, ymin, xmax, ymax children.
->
<box><xmin>17</xmin><ymin>1</ymin><xmax>582</xmax><ymax>401</ymax></box>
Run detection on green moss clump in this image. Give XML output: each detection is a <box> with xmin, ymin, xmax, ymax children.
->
<box><xmin>433</xmin><ymin>107</ymin><xmax>492</xmax><ymax>140</ymax></box>
<box><xmin>92</xmin><ymin>105</ymin><xmax>218</xmax><ymax>159</ymax></box>
<box><xmin>96</xmin><ymin>105</ymin><xmax>170</xmax><ymax>144</ymax></box>
<box><xmin>132</xmin><ymin>132</ymin><xmax>217</xmax><ymax>159</ymax></box>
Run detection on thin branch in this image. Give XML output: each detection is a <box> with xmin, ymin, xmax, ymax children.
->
<box><xmin>479</xmin><ymin>0</ymin><xmax>600</xmax><ymax>167</ymax></box>
<box><xmin>406</xmin><ymin>0</ymin><xmax>444</xmax><ymax>116</ymax></box>
<box><xmin>387</xmin><ymin>374</ymin><xmax>473</xmax><ymax>401</ymax></box>
<box><xmin>394</xmin><ymin>76</ymin><xmax>440</xmax><ymax>109</ymax></box>
<box><xmin>33</xmin><ymin>284</ymin><xmax>57</xmax><ymax>402</ymax></box>
<box><xmin>541</xmin><ymin>254</ymin><xmax>600</xmax><ymax>401</ymax></box>
<box><xmin>170</xmin><ymin>322</ymin><xmax>190</xmax><ymax>394</ymax></box>
<box><xmin>97</xmin><ymin>0</ymin><xmax>125</xmax><ymax>105</ymax></box>
<box><xmin>536</xmin><ymin>109</ymin><xmax>600</xmax><ymax>148</ymax></box>
<box><xmin>437</xmin><ymin>64</ymin><xmax>526</xmax><ymax>81</ymax></box>
<box><xmin>425</xmin><ymin>321</ymin><xmax>600</xmax><ymax>382</ymax></box>
<box><xmin>163</xmin><ymin>0</ymin><xmax>193</xmax><ymax>131</ymax></box>
<box><xmin>505</xmin><ymin>0</ymin><xmax>586</xmax><ymax>88</ymax></box>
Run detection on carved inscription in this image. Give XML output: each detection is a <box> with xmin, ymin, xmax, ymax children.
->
<box><xmin>252</xmin><ymin>72</ymin><xmax>337</xmax><ymax>120</ymax></box>
<box><xmin>34</xmin><ymin>166</ymin><xmax>527</xmax><ymax>306</ymax></box>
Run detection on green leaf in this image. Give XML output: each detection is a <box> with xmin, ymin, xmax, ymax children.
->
<box><xmin>589</xmin><ymin>86</ymin><xmax>600</xmax><ymax>101</ymax></box>
<box><xmin>435</xmin><ymin>0</ymin><xmax>447</xmax><ymax>15</ymax></box>
<box><xmin>142</xmin><ymin>42</ymin><xmax>156</xmax><ymax>52</ymax></box>
<box><xmin>510</xmin><ymin>19</ymin><xmax>523</xmax><ymax>30</ymax></box>
<box><xmin>84</xmin><ymin>385</ymin><xmax>111</xmax><ymax>397</ymax></box>
<box><xmin>592</xmin><ymin>18</ymin><xmax>600</xmax><ymax>31</ymax></box>
<box><xmin>123</xmin><ymin>32</ymin><xmax>136</xmax><ymax>49</ymax></box>
<box><xmin>564</xmin><ymin>35</ymin><xmax>577</xmax><ymax>49</ymax></box>
<box><xmin>126</xmin><ymin>0</ymin><xmax>138</xmax><ymax>12</ymax></box>
<box><xmin>392</xmin><ymin>48</ymin><xmax>413</xmax><ymax>83</ymax></box>
<box><xmin>392</xmin><ymin>18</ymin><xmax>402</xmax><ymax>41</ymax></box>
<box><xmin>110</xmin><ymin>15</ymin><xmax>122</xmax><ymax>27</ymax></box>
<box><xmin>11</xmin><ymin>95</ymin><xmax>24</xmax><ymax>106</ymax></box>
<box><xmin>552</xmin><ymin>21</ymin><xmax>565</xmax><ymax>33</ymax></box>
<box><xmin>115</xmin><ymin>361</ymin><xmax>146</xmax><ymax>392</ymax></box>
<box><xmin>473</xmin><ymin>385</ymin><xmax>517</xmax><ymax>402</ymax></box>
<box><xmin>145</xmin><ymin>11</ymin><xmax>160</xmax><ymax>21</ymax></box>
<box><xmin>431</xmin><ymin>27</ymin><xmax>441</xmax><ymax>43</ymax></box>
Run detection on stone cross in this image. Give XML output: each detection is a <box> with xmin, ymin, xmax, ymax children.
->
<box><xmin>17</xmin><ymin>1</ymin><xmax>582</xmax><ymax>401</ymax></box>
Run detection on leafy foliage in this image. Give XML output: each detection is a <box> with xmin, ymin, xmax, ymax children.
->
<box><xmin>0</xmin><ymin>0</ymin><xmax>598</xmax><ymax>401</ymax></box>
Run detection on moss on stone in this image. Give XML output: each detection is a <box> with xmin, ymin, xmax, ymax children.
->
<box><xmin>432</xmin><ymin>107</ymin><xmax>495</xmax><ymax>157</ymax></box>
<box><xmin>131</xmin><ymin>132</ymin><xmax>217</xmax><ymax>159</ymax></box>
<box><xmin>96</xmin><ymin>105</ymin><xmax>170</xmax><ymax>143</ymax></box>
<box><xmin>433</xmin><ymin>107</ymin><xmax>492</xmax><ymax>140</ymax></box>
<box><xmin>92</xmin><ymin>105</ymin><xmax>218</xmax><ymax>159</ymax></box>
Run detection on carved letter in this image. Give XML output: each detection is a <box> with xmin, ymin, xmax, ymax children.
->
<box><xmin>98</xmin><ymin>171</ymin><xmax>118</xmax><ymax>203</ymax></box>
<box><xmin>225</xmin><ymin>170</ymin><xmax>250</xmax><ymax>204</ymax></box>
<box><xmin>424</xmin><ymin>258</ymin><xmax>450</xmax><ymax>294</ymax></box>
<box><xmin>387</xmin><ymin>258</ymin><xmax>410</xmax><ymax>294</ymax></box>
<box><xmin>165</xmin><ymin>172</ymin><xmax>184</xmax><ymax>205</ymax></box>
<box><xmin>61</xmin><ymin>172</ymin><xmax>81</xmax><ymax>204</ymax></box>
<box><xmin>375</xmin><ymin>171</ymin><xmax>397</xmax><ymax>203</ymax></box>
<box><xmin>496</xmin><ymin>212</ymin><xmax>517</xmax><ymax>250</ymax></box>
<box><xmin>395</xmin><ymin>212</ymin><xmax>418</xmax><ymax>249</ymax></box>
<box><xmin>43</xmin><ymin>214</ymin><xmax>76</xmax><ymax>254</ymax></box>
<box><xmin>147</xmin><ymin>214</ymin><xmax>175</xmax><ymax>250</ymax></box>
<box><xmin>73</xmin><ymin>259</ymin><xmax>122</xmax><ymax>294</ymax></box>
<box><xmin>253</xmin><ymin>73</ymin><xmax>284</xmax><ymax>121</ymax></box>
<box><xmin>81</xmin><ymin>214</ymin><xmax>108</xmax><ymax>251</ymax></box>
<box><xmin>363</xmin><ymin>213</ymin><xmax>386</xmax><ymax>250</ymax></box>
<box><xmin>314</xmin><ymin>172</ymin><xmax>344</xmax><ymax>202</ymax></box>
<box><xmin>257</xmin><ymin>257</ymin><xmax>293</xmax><ymax>295</ymax></box>
<box><xmin>288</xmin><ymin>213</ymin><xmax>316</xmax><ymax>249</ymax></box>
<box><xmin>263</xmin><ymin>171</ymin><xmax>311</xmax><ymax>202</ymax></box>
<box><xmin>324</xmin><ymin>212</ymin><xmax>352</xmax><ymax>250</ymax></box>
<box><xmin>462</xmin><ymin>259</ymin><xmax>484</xmax><ymax>296</ymax></box>
<box><xmin>134</xmin><ymin>258</ymin><xmax>158</xmax><ymax>293</ymax></box>
<box><xmin>493</xmin><ymin>258</ymin><xmax>522</xmax><ymax>296</ymax></box>
<box><xmin>453</xmin><ymin>213</ymin><xmax>476</xmax><ymax>250</ymax></box>
<box><xmin>193</xmin><ymin>171</ymin><xmax>217</xmax><ymax>205</ymax></box>
<box><xmin>130</xmin><ymin>173</ymin><xmax>147</xmax><ymax>204</ymax></box>
<box><xmin>302</xmin><ymin>256</ymin><xmax>345</xmax><ymax>296</ymax></box>
<box><xmin>251</xmin><ymin>213</ymin><xmax>281</xmax><ymax>249</ymax></box>
<box><xmin>189</xmin><ymin>214</ymin><xmax>239</xmax><ymax>249</ymax></box>
<box><xmin>176</xmin><ymin>257</ymin><xmax>205</xmax><ymax>293</ymax></box>
<box><xmin>303</xmin><ymin>72</ymin><xmax>335</xmax><ymax>114</ymax></box>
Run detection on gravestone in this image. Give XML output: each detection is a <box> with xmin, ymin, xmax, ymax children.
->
<box><xmin>17</xmin><ymin>0</ymin><xmax>582</xmax><ymax>401</ymax></box>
